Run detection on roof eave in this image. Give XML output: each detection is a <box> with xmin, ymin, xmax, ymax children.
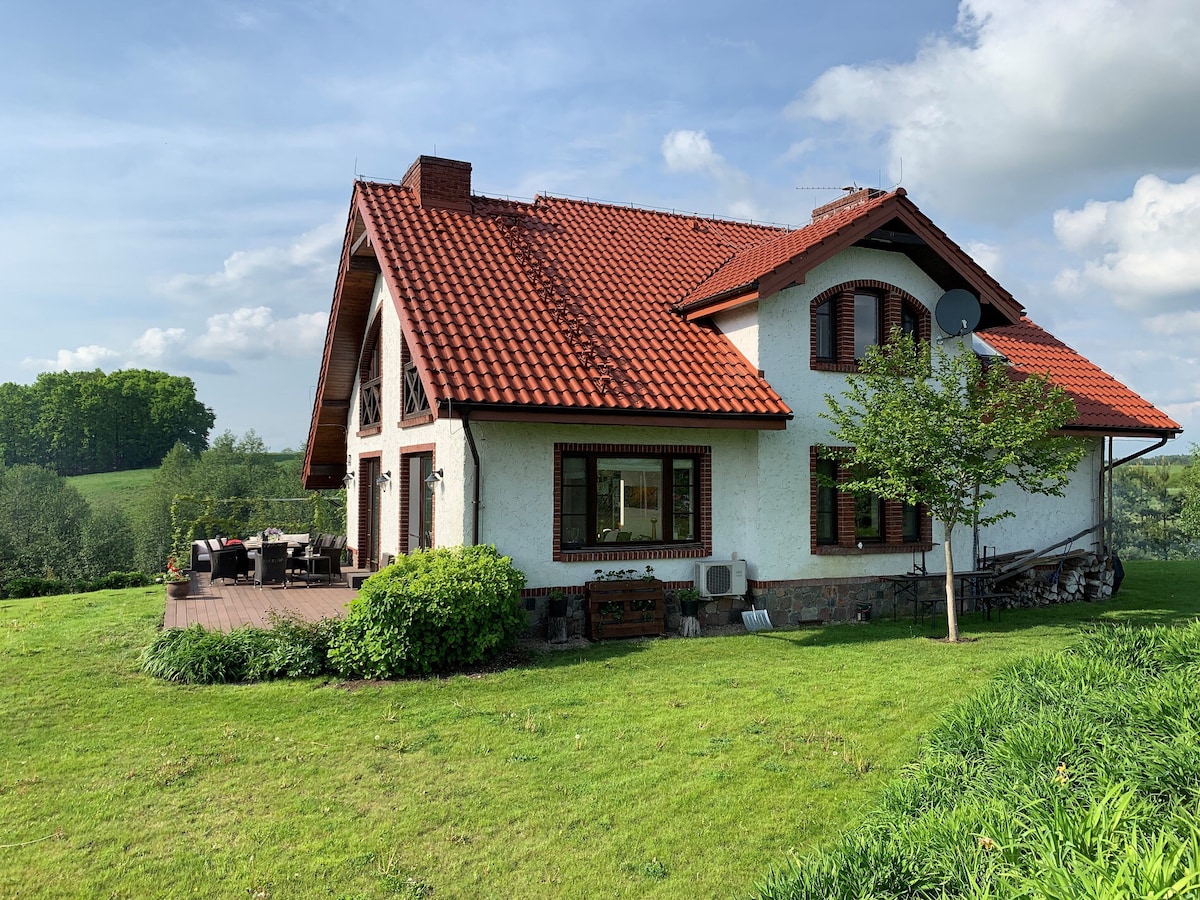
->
<box><xmin>443</xmin><ymin>400</ymin><xmax>792</xmax><ymax>430</ymax></box>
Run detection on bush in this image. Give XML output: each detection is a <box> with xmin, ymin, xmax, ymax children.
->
<box><xmin>140</xmin><ymin>614</ymin><xmax>339</xmax><ymax>684</ymax></box>
<box><xmin>329</xmin><ymin>545</ymin><xmax>526</xmax><ymax>679</ymax></box>
<box><xmin>4</xmin><ymin>576</ymin><xmax>68</xmax><ymax>598</ymax></box>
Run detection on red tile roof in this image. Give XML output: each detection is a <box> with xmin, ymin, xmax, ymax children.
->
<box><xmin>680</xmin><ymin>190</ymin><xmax>896</xmax><ymax>306</ymax></box>
<box><xmin>979</xmin><ymin>318</ymin><xmax>1180</xmax><ymax>435</ymax></box>
<box><xmin>313</xmin><ymin>171</ymin><xmax>1177</xmax><ymax>449</ymax></box>
<box><xmin>358</xmin><ymin>182</ymin><xmax>792</xmax><ymax>418</ymax></box>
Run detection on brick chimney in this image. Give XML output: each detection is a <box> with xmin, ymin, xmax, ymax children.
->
<box><xmin>811</xmin><ymin>186</ymin><xmax>892</xmax><ymax>223</ymax></box>
<box><xmin>401</xmin><ymin>156</ymin><xmax>472</xmax><ymax>212</ymax></box>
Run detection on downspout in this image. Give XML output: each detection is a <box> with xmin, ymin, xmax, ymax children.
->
<box><xmin>461</xmin><ymin>407</ymin><xmax>481</xmax><ymax>546</ymax></box>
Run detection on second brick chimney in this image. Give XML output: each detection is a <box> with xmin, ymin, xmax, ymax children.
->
<box><xmin>401</xmin><ymin>156</ymin><xmax>472</xmax><ymax>212</ymax></box>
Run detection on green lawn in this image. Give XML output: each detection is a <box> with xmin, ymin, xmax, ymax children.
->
<box><xmin>66</xmin><ymin>467</ymin><xmax>157</xmax><ymax>515</ymax></box>
<box><xmin>1</xmin><ymin>561</ymin><xmax>1197</xmax><ymax>899</ymax></box>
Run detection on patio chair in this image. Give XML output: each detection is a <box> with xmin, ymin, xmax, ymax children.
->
<box><xmin>318</xmin><ymin>535</ymin><xmax>347</xmax><ymax>582</ymax></box>
<box><xmin>209</xmin><ymin>539</ymin><xmax>250</xmax><ymax>585</ymax></box>
<box><xmin>254</xmin><ymin>541</ymin><xmax>290</xmax><ymax>588</ymax></box>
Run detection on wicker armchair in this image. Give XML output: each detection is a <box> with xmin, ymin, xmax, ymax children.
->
<box><xmin>254</xmin><ymin>542</ymin><xmax>289</xmax><ymax>587</ymax></box>
<box><xmin>209</xmin><ymin>539</ymin><xmax>249</xmax><ymax>585</ymax></box>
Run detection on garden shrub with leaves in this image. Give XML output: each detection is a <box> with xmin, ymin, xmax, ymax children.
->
<box><xmin>140</xmin><ymin>614</ymin><xmax>339</xmax><ymax>684</ymax></box>
<box><xmin>329</xmin><ymin>544</ymin><xmax>527</xmax><ymax>679</ymax></box>
<box><xmin>755</xmin><ymin>622</ymin><xmax>1200</xmax><ymax>899</ymax></box>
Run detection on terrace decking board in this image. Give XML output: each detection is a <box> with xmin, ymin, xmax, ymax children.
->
<box><xmin>163</xmin><ymin>573</ymin><xmax>365</xmax><ymax>632</ymax></box>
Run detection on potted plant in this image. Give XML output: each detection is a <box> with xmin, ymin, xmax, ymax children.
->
<box><xmin>163</xmin><ymin>557</ymin><xmax>190</xmax><ymax>600</ymax></box>
<box><xmin>676</xmin><ymin>586</ymin><xmax>702</xmax><ymax>619</ymax></box>
<box><xmin>547</xmin><ymin>589</ymin><xmax>569</xmax><ymax>618</ymax></box>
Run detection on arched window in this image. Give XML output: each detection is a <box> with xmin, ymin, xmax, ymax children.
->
<box><xmin>810</xmin><ymin>281</ymin><xmax>930</xmax><ymax>372</ymax></box>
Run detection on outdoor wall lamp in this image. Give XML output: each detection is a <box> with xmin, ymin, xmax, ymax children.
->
<box><xmin>342</xmin><ymin>471</ymin><xmax>355</xmax><ymax>487</ymax></box>
<box><xmin>425</xmin><ymin>468</ymin><xmax>444</xmax><ymax>486</ymax></box>
<box><xmin>376</xmin><ymin>470</ymin><xmax>392</xmax><ymax>486</ymax></box>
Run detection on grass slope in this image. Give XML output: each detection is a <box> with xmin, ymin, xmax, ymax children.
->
<box><xmin>66</xmin><ymin>467</ymin><xmax>157</xmax><ymax>515</ymax></box>
<box><xmin>0</xmin><ymin>561</ymin><xmax>1196</xmax><ymax>899</ymax></box>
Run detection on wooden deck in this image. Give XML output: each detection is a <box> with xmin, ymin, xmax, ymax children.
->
<box><xmin>163</xmin><ymin>573</ymin><xmax>364</xmax><ymax>632</ymax></box>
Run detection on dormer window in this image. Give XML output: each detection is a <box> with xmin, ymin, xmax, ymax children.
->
<box><xmin>810</xmin><ymin>281</ymin><xmax>930</xmax><ymax>372</ymax></box>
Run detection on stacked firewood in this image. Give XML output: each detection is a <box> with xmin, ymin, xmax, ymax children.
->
<box><xmin>998</xmin><ymin>553</ymin><xmax>1114</xmax><ymax>607</ymax></box>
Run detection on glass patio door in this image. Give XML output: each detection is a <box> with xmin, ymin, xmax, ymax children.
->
<box><xmin>404</xmin><ymin>453</ymin><xmax>434</xmax><ymax>553</ymax></box>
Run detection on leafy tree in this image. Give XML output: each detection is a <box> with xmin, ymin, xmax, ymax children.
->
<box><xmin>80</xmin><ymin>503</ymin><xmax>137</xmax><ymax>580</ymax></box>
<box><xmin>822</xmin><ymin>333</ymin><xmax>1086</xmax><ymax>642</ymax></box>
<box><xmin>0</xmin><ymin>369</ymin><xmax>215</xmax><ymax>475</ymax></box>
<box><xmin>0</xmin><ymin>464</ymin><xmax>91</xmax><ymax>586</ymax></box>
<box><xmin>1113</xmin><ymin>464</ymin><xmax>1188</xmax><ymax>560</ymax></box>
<box><xmin>1180</xmin><ymin>447</ymin><xmax>1200</xmax><ymax>545</ymax></box>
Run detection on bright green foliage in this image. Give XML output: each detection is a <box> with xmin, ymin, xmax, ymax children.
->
<box><xmin>140</xmin><ymin>615</ymin><xmax>338</xmax><ymax>684</ymax></box>
<box><xmin>823</xmin><ymin>333</ymin><xmax>1086</xmax><ymax>639</ymax></box>
<box><xmin>754</xmin><ymin>621</ymin><xmax>1200</xmax><ymax>899</ymax></box>
<box><xmin>1180</xmin><ymin>447</ymin><xmax>1200</xmax><ymax>544</ymax></box>
<box><xmin>0</xmin><ymin>464</ymin><xmax>91</xmax><ymax>587</ymax></box>
<box><xmin>330</xmin><ymin>545</ymin><xmax>527</xmax><ymax>679</ymax></box>
<box><xmin>1113</xmin><ymin>461</ymin><xmax>1195</xmax><ymax>560</ymax></box>
<box><xmin>0</xmin><ymin>368</ymin><xmax>215</xmax><ymax>475</ymax></box>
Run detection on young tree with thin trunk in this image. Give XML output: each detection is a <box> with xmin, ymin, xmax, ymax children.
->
<box><xmin>821</xmin><ymin>332</ymin><xmax>1085</xmax><ymax>642</ymax></box>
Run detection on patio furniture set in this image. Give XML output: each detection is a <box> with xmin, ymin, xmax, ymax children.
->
<box><xmin>189</xmin><ymin>534</ymin><xmax>348</xmax><ymax>588</ymax></box>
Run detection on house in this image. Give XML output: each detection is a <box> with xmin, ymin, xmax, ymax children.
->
<box><xmin>302</xmin><ymin>155</ymin><xmax>1180</xmax><ymax>624</ymax></box>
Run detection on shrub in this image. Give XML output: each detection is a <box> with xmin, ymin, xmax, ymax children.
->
<box><xmin>329</xmin><ymin>545</ymin><xmax>526</xmax><ymax>679</ymax></box>
<box><xmin>4</xmin><ymin>576</ymin><xmax>68</xmax><ymax>598</ymax></box>
<box><xmin>140</xmin><ymin>614</ymin><xmax>339</xmax><ymax>684</ymax></box>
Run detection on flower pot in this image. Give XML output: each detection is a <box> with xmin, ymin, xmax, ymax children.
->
<box><xmin>165</xmin><ymin>581</ymin><xmax>190</xmax><ymax>600</ymax></box>
<box><xmin>548</xmin><ymin>595</ymin><xmax>569</xmax><ymax>617</ymax></box>
<box><xmin>680</xmin><ymin>599</ymin><xmax>701</xmax><ymax>618</ymax></box>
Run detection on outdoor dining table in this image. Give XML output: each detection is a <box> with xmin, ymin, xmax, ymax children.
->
<box><xmin>882</xmin><ymin>569</ymin><xmax>999</xmax><ymax>625</ymax></box>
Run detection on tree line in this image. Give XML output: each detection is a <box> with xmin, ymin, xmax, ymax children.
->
<box><xmin>0</xmin><ymin>431</ymin><xmax>345</xmax><ymax>595</ymax></box>
<box><xmin>0</xmin><ymin>369</ymin><xmax>215</xmax><ymax>475</ymax></box>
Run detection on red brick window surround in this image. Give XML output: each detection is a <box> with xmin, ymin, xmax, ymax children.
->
<box><xmin>553</xmin><ymin>443</ymin><xmax>712</xmax><ymax>563</ymax></box>
<box><xmin>810</xmin><ymin>446</ymin><xmax>933</xmax><ymax>555</ymax></box>
<box><xmin>810</xmin><ymin>281</ymin><xmax>931</xmax><ymax>373</ymax></box>
<box><xmin>398</xmin><ymin>444</ymin><xmax>436</xmax><ymax>554</ymax></box>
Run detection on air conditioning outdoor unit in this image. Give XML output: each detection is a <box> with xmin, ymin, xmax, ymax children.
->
<box><xmin>695</xmin><ymin>559</ymin><xmax>748</xmax><ymax>598</ymax></box>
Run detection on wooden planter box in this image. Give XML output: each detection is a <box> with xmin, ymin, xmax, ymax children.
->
<box><xmin>585</xmin><ymin>579</ymin><xmax>666</xmax><ymax>640</ymax></box>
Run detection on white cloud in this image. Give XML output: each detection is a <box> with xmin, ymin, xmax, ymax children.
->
<box><xmin>132</xmin><ymin>327</ymin><xmax>187</xmax><ymax>360</ymax></box>
<box><xmin>662</xmin><ymin>129</ymin><xmax>724</xmax><ymax>176</ymax></box>
<box><xmin>25</xmin><ymin>345</ymin><xmax>121</xmax><ymax>371</ymax></box>
<box><xmin>1145</xmin><ymin>310</ymin><xmax>1200</xmax><ymax>338</ymax></box>
<box><xmin>188</xmin><ymin>307</ymin><xmax>328</xmax><ymax>363</ymax></box>
<box><xmin>161</xmin><ymin>219</ymin><xmax>341</xmax><ymax>302</ymax></box>
<box><xmin>660</xmin><ymin>130</ymin><xmax>766</xmax><ymax>221</ymax></box>
<box><xmin>965</xmin><ymin>240</ymin><xmax>1002</xmax><ymax>278</ymax></box>
<box><xmin>1053</xmin><ymin>174</ymin><xmax>1200</xmax><ymax>311</ymax></box>
<box><xmin>792</xmin><ymin>0</ymin><xmax>1200</xmax><ymax>218</ymax></box>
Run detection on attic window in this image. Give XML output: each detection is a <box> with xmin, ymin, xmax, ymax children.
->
<box><xmin>810</xmin><ymin>281</ymin><xmax>930</xmax><ymax>373</ymax></box>
<box><xmin>359</xmin><ymin>318</ymin><xmax>382</xmax><ymax>431</ymax></box>
<box><xmin>401</xmin><ymin>337</ymin><xmax>429</xmax><ymax>420</ymax></box>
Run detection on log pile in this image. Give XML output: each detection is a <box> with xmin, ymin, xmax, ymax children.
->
<box><xmin>997</xmin><ymin>552</ymin><xmax>1114</xmax><ymax>608</ymax></box>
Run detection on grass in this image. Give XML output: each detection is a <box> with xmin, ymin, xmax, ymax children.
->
<box><xmin>0</xmin><ymin>560</ymin><xmax>1197</xmax><ymax>898</ymax></box>
<box><xmin>66</xmin><ymin>467</ymin><xmax>157</xmax><ymax>515</ymax></box>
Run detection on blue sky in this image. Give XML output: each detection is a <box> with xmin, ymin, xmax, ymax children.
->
<box><xmin>2</xmin><ymin>0</ymin><xmax>1197</xmax><ymax>453</ymax></box>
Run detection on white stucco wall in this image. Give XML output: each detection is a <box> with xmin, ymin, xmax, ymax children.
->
<box><xmin>465</xmin><ymin>421</ymin><xmax>760</xmax><ymax>587</ymax></box>
<box><xmin>346</xmin><ymin>251</ymin><xmax>1104</xmax><ymax>589</ymax></box>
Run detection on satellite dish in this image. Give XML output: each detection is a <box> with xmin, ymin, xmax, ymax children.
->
<box><xmin>934</xmin><ymin>289</ymin><xmax>981</xmax><ymax>337</ymax></box>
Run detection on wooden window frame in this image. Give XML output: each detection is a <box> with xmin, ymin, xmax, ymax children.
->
<box><xmin>358</xmin><ymin>316</ymin><xmax>383</xmax><ymax>435</ymax></box>
<box><xmin>810</xmin><ymin>281</ymin><xmax>931</xmax><ymax>373</ymax></box>
<box><xmin>810</xmin><ymin>446</ymin><xmax>933</xmax><ymax>555</ymax></box>
<box><xmin>553</xmin><ymin>443</ymin><xmax>712</xmax><ymax>563</ymax></box>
